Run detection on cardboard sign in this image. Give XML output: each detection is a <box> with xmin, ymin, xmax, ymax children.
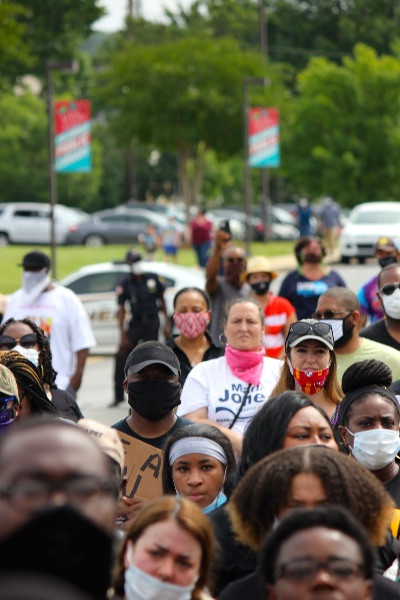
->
<box><xmin>116</xmin><ymin>431</ymin><xmax>164</xmax><ymax>500</ymax></box>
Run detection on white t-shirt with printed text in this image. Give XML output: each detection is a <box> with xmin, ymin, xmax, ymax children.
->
<box><xmin>3</xmin><ymin>285</ymin><xmax>96</xmax><ymax>390</ymax></box>
<box><xmin>178</xmin><ymin>355</ymin><xmax>283</xmax><ymax>434</ymax></box>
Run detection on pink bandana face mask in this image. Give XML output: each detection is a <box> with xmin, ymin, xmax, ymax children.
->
<box><xmin>173</xmin><ymin>312</ymin><xmax>210</xmax><ymax>339</ymax></box>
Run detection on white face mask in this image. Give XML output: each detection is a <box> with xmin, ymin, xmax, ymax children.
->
<box><xmin>21</xmin><ymin>269</ymin><xmax>49</xmax><ymax>294</ymax></box>
<box><xmin>381</xmin><ymin>288</ymin><xmax>400</xmax><ymax>320</ymax></box>
<box><xmin>346</xmin><ymin>427</ymin><xmax>400</xmax><ymax>471</ymax></box>
<box><xmin>320</xmin><ymin>319</ymin><xmax>343</xmax><ymax>342</ymax></box>
<box><xmin>124</xmin><ymin>564</ymin><xmax>196</xmax><ymax>600</ymax></box>
<box><xmin>13</xmin><ymin>345</ymin><xmax>40</xmax><ymax>369</ymax></box>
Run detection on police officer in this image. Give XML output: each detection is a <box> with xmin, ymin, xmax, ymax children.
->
<box><xmin>111</xmin><ymin>250</ymin><xmax>170</xmax><ymax>407</ymax></box>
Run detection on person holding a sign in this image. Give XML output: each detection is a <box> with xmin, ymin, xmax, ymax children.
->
<box><xmin>162</xmin><ymin>423</ymin><xmax>236</xmax><ymax>514</ymax></box>
<box><xmin>111</xmin><ymin>495</ymin><xmax>215</xmax><ymax>600</ymax></box>
<box><xmin>178</xmin><ymin>298</ymin><xmax>282</xmax><ymax>456</ymax></box>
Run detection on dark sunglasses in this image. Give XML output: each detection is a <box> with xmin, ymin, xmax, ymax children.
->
<box><xmin>0</xmin><ymin>334</ymin><xmax>37</xmax><ymax>351</ymax></box>
<box><xmin>379</xmin><ymin>282</ymin><xmax>400</xmax><ymax>296</ymax></box>
<box><xmin>287</xmin><ymin>321</ymin><xmax>332</xmax><ymax>337</ymax></box>
<box><xmin>225</xmin><ymin>257</ymin><xmax>245</xmax><ymax>263</ymax></box>
<box><xmin>313</xmin><ymin>310</ymin><xmax>351</xmax><ymax>320</ymax></box>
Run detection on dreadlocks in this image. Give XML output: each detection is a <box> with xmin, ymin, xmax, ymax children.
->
<box><xmin>0</xmin><ymin>318</ymin><xmax>57</xmax><ymax>387</ymax></box>
<box><xmin>0</xmin><ymin>351</ymin><xmax>59</xmax><ymax>415</ymax></box>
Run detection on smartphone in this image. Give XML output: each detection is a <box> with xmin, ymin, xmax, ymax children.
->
<box><xmin>219</xmin><ymin>219</ymin><xmax>231</xmax><ymax>237</ymax></box>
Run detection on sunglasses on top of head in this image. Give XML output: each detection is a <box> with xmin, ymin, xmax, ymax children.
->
<box><xmin>379</xmin><ymin>282</ymin><xmax>400</xmax><ymax>296</ymax></box>
<box><xmin>0</xmin><ymin>334</ymin><xmax>37</xmax><ymax>351</ymax></box>
<box><xmin>288</xmin><ymin>321</ymin><xmax>332</xmax><ymax>338</ymax></box>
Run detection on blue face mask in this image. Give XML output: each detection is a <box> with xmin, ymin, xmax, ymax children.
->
<box><xmin>125</xmin><ymin>563</ymin><xmax>196</xmax><ymax>600</ymax></box>
<box><xmin>202</xmin><ymin>491</ymin><xmax>227</xmax><ymax>514</ymax></box>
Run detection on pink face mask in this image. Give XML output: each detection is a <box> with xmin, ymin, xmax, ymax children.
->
<box><xmin>173</xmin><ymin>312</ymin><xmax>210</xmax><ymax>339</ymax></box>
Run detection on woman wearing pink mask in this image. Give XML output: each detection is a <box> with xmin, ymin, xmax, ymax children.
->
<box><xmin>270</xmin><ymin>319</ymin><xmax>342</xmax><ymax>424</ymax></box>
<box><xmin>166</xmin><ymin>287</ymin><xmax>224</xmax><ymax>386</ymax></box>
<box><xmin>178</xmin><ymin>298</ymin><xmax>283</xmax><ymax>455</ymax></box>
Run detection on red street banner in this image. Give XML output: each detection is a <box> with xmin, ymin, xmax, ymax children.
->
<box><xmin>248</xmin><ymin>107</ymin><xmax>280</xmax><ymax>168</ymax></box>
<box><xmin>55</xmin><ymin>100</ymin><xmax>91</xmax><ymax>172</ymax></box>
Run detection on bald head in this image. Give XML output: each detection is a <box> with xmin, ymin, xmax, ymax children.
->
<box><xmin>378</xmin><ymin>263</ymin><xmax>400</xmax><ymax>289</ymax></box>
<box><xmin>319</xmin><ymin>287</ymin><xmax>359</xmax><ymax>312</ymax></box>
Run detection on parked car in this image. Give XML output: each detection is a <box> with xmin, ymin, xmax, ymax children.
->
<box><xmin>207</xmin><ymin>206</ymin><xmax>299</xmax><ymax>241</ymax></box>
<box><xmin>339</xmin><ymin>201</ymin><xmax>400</xmax><ymax>264</ymax></box>
<box><xmin>59</xmin><ymin>261</ymin><xmax>205</xmax><ymax>352</ymax></box>
<box><xmin>0</xmin><ymin>202</ymin><xmax>88</xmax><ymax>246</ymax></box>
<box><xmin>66</xmin><ymin>206</ymin><xmax>186</xmax><ymax>246</ymax></box>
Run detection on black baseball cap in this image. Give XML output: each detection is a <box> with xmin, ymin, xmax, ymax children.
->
<box><xmin>19</xmin><ymin>251</ymin><xmax>50</xmax><ymax>269</ymax></box>
<box><xmin>125</xmin><ymin>250</ymin><xmax>142</xmax><ymax>265</ymax></box>
<box><xmin>285</xmin><ymin>319</ymin><xmax>334</xmax><ymax>352</ymax></box>
<box><xmin>124</xmin><ymin>341</ymin><xmax>181</xmax><ymax>376</ymax></box>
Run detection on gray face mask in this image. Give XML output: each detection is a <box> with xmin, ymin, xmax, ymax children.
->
<box><xmin>125</xmin><ymin>563</ymin><xmax>197</xmax><ymax>600</ymax></box>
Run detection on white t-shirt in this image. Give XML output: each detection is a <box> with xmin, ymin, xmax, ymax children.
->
<box><xmin>3</xmin><ymin>285</ymin><xmax>96</xmax><ymax>390</ymax></box>
<box><xmin>178</xmin><ymin>355</ymin><xmax>283</xmax><ymax>434</ymax></box>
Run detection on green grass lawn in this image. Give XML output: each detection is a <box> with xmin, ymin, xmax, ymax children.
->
<box><xmin>1</xmin><ymin>240</ymin><xmax>294</xmax><ymax>294</ymax></box>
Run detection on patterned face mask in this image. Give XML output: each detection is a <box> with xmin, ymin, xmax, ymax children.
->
<box><xmin>288</xmin><ymin>360</ymin><xmax>330</xmax><ymax>395</ymax></box>
<box><xmin>173</xmin><ymin>312</ymin><xmax>210</xmax><ymax>339</ymax></box>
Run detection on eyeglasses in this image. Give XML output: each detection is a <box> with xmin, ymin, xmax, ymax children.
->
<box><xmin>225</xmin><ymin>257</ymin><xmax>245</xmax><ymax>263</ymax></box>
<box><xmin>274</xmin><ymin>558</ymin><xmax>364</xmax><ymax>584</ymax></box>
<box><xmin>379</xmin><ymin>282</ymin><xmax>400</xmax><ymax>296</ymax></box>
<box><xmin>0</xmin><ymin>334</ymin><xmax>37</xmax><ymax>351</ymax></box>
<box><xmin>0</xmin><ymin>475</ymin><xmax>117</xmax><ymax>511</ymax></box>
<box><xmin>313</xmin><ymin>310</ymin><xmax>351</xmax><ymax>320</ymax></box>
<box><xmin>287</xmin><ymin>321</ymin><xmax>332</xmax><ymax>338</ymax></box>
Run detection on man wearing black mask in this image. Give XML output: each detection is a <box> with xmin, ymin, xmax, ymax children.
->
<box><xmin>357</xmin><ymin>237</ymin><xmax>400</xmax><ymax>327</ymax></box>
<box><xmin>112</xmin><ymin>340</ymin><xmax>192</xmax><ymax>449</ymax></box>
<box><xmin>0</xmin><ymin>417</ymin><xmax>118</xmax><ymax>599</ymax></box>
<box><xmin>313</xmin><ymin>287</ymin><xmax>400</xmax><ymax>384</ymax></box>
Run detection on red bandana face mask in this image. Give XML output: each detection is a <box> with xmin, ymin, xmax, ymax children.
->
<box><xmin>288</xmin><ymin>360</ymin><xmax>330</xmax><ymax>395</ymax></box>
<box><xmin>173</xmin><ymin>312</ymin><xmax>210</xmax><ymax>339</ymax></box>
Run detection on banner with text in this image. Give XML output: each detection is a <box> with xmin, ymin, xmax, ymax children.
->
<box><xmin>55</xmin><ymin>99</ymin><xmax>91</xmax><ymax>172</ymax></box>
<box><xmin>116</xmin><ymin>431</ymin><xmax>164</xmax><ymax>500</ymax></box>
<box><xmin>248</xmin><ymin>107</ymin><xmax>280</xmax><ymax>168</ymax></box>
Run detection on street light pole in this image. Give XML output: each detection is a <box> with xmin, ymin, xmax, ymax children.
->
<box><xmin>46</xmin><ymin>60</ymin><xmax>79</xmax><ymax>280</ymax></box>
<box><xmin>243</xmin><ymin>76</ymin><xmax>269</xmax><ymax>256</ymax></box>
<box><xmin>259</xmin><ymin>0</ymin><xmax>270</xmax><ymax>242</ymax></box>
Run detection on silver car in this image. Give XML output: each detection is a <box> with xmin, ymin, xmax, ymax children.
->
<box><xmin>0</xmin><ymin>202</ymin><xmax>87</xmax><ymax>245</ymax></box>
<box><xmin>59</xmin><ymin>261</ymin><xmax>205</xmax><ymax>353</ymax></box>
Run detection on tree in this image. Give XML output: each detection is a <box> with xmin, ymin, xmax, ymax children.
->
<box><xmin>96</xmin><ymin>35</ymin><xmax>283</xmax><ymax>213</ymax></box>
<box><xmin>283</xmin><ymin>44</ymin><xmax>400</xmax><ymax>206</ymax></box>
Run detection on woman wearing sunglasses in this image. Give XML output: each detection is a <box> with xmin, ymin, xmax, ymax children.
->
<box><xmin>0</xmin><ymin>318</ymin><xmax>83</xmax><ymax>421</ymax></box>
<box><xmin>270</xmin><ymin>319</ymin><xmax>342</xmax><ymax>424</ymax></box>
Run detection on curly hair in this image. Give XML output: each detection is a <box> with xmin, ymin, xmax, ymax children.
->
<box><xmin>337</xmin><ymin>359</ymin><xmax>400</xmax><ymax>429</ymax></box>
<box><xmin>0</xmin><ymin>351</ymin><xmax>59</xmax><ymax>415</ymax></box>
<box><xmin>0</xmin><ymin>318</ymin><xmax>57</xmax><ymax>388</ymax></box>
<box><xmin>111</xmin><ymin>496</ymin><xmax>215</xmax><ymax>599</ymax></box>
<box><xmin>162</xmin><ymin>423</ymin><xmax>237</xmax><ymax>498</ymax></box>
<box><xmin>228</xmin><ymin>445</ymin><xmax>393</xmax><ymax>550</ymax></box>
<box><xmin>269</xmin><ymin>348</ymin><xmax>342</xmax><ymax>406</ymax></box>
<box><xmin>237</xmin><ymin>391</ymin><xmax>334</xmax><ymax>481</ymax></box>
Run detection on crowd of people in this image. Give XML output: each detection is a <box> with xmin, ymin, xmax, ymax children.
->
<box><xmin>1</xmin><ymin>225</ymin><xmax>400</xmax><ymax>600</ymax></box>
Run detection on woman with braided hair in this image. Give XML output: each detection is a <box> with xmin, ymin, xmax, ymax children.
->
<box><xmin>218</xmin><ymin>445</ymin><xmax>397</xmax><ymax>600</ymax></box>
<box><xmin>0</xmin><ymin>318</ymin><xmax>83</xmax><ymax>421</ymax></box>
<box><xmin>337</xmin><ymin>359</ymin><xmax>400</xmax><ymax>507</ymax></box>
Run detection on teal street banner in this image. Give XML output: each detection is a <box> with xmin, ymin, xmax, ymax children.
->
<box><xmin>55</xmin><ymin>100</ymin><xmax>91</xmax><ymax>172</ymax></box>
<box><xmin>248</xmin><ymin>107</ymin><xmax>280</xmax><ymax>168</ymax></box>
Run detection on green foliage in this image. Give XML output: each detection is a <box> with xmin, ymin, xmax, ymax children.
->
<box><xmin>283</xmin><ymin>44</ymin><xmax>400</xmax><ymax>206</ymax></box>
<box><xmin>0</xmin><ymin>2</ymin><xmax>33</xmax><ymax>86</ymax></box>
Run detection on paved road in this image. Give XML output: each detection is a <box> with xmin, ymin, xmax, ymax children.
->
<box><xmin>81</xmin><ymin>260</ymin><xmax>379</xmax><ymax>426</ymax></box>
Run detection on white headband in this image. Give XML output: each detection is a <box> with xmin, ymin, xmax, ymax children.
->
<box><xmin>169</xmin><ymin>437</ymin><xmax>228</xmax><ymax>467</ymax></box>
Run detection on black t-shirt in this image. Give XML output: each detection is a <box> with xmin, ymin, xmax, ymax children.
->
<box><xmin>111</xmin><ymin>415</ymin><xmax>192</xmax><ymax>450</ymax></box>
<box><xmin>116</xmin><ymin>273</ymin><xmax>164</xmax><ymax>319</ymax></box>
<box><xmin>385</xmin><ymin>468</ymin><xmax>400</xmax><ymax>508</ymax></box>
<box><xmin>360</xmin><ymin>319</ymin><xmax>400</xmax><ymax>351</ymax></box>
<box><xmin>166</xmin><ymin>334</ymin><xmax>224</xmax><ymax>386</ymax></box>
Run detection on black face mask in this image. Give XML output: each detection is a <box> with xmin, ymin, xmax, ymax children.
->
<box><xmin>250</xmin><ymin>281</ymin><xmax>270</xmax><ymax>296</ymax></box>
<box><xmin>334</xmin><ymin>315</ymin><xmax>354</xmax><ymax>349</ymax></box>
<box><xmin>379</xmin><ymin>256</ymin><xmax>397</xmax><ymax>269</ymax></box>
<box><xmin>302</xmin><ymin>251</ymin><xmax>321</xmax><ymax>264</ymax></box>
<box><xmin>0</xmin><ymin>505</ymin><xmax>113</xmax><ymax>599</ymax></box>
<box><xmin>128</xmin><ymin>381</ymin><xmax>181</xmax><ymax>420</ymax></box>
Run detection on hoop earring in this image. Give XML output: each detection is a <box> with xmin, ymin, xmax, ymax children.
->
<box><xmin>219</xmin><ymin>333</ymin><xmax>227</xmax><ymax>344</ymax></box>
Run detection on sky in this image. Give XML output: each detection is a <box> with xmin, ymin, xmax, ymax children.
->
<box><xmin>95</xmin><ymin>0</ymin><xmax>195</xmax><ymax>31</ymax></box>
